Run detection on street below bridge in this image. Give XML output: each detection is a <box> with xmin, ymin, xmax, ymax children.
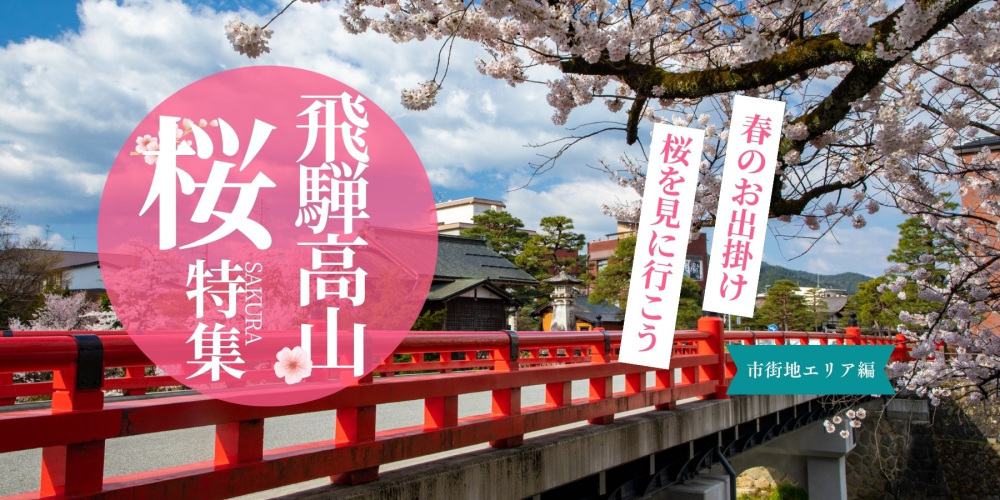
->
<box><xmin>2</xmin><ymin>376</ymin><xmax>638</xmax><ymax>498</ymax></box>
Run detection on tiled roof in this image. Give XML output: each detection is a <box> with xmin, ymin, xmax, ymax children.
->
<box><xmin>534</xmin><ymin>295</ymin><xmax>624</xmax><ymax>324</ymax></box>
<box><xmin>434</xmin><ymin>235</ymin><xmax>538</xmax><ymax>285</ymax></box>
<box><xmin>572</xmin><ymin>296</ymin><xmax>624</xmax><ymax>324</ymax></box>
<box><xmin>955</xmin><ymin>136</ymin><xmax>1000</xmax><ymax>153</ymax></box>
<box><xmin>821</xmin><ymin>296</ymin><xmax>849</xmax><ymax>315</ymax></box>
<box><xmin>426</xmin><ymin>278</ymin><xmax>490</xmax><ymax>301</ymax></box>
<box><xmin>57</xmin><ymin>251</ymin><xmax>100</xmax><ymax>268</ymax></box>
<box><xmin>31</xmin><ymin>250</ymin><xmax>100</xmax><ymax>269</ymax></box>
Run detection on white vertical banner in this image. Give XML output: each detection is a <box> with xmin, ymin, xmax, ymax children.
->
<box><xmin>620</xmin><ymin>124</ymin><xmax>705</xmax><ymax>370</ymax></box>
<box><xmin>703</xmin><ymin>95</ymin><xmax>786</xmax><ymax>317</ymax></box>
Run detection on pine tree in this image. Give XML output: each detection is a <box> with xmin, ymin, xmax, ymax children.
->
<box><xmin>887</xmin><ymin>215</ymin><xmax>960</xmax><ymax>286</ymax></box>
<box><xmin>515</xmin><ymin>216</ymin><xmax>587</xmax><ymax>285</ymax></box>
<box><xmin>800</xmin><ymin>287</ymin><xmax>830</xmax><ymax>331</ymax></box>
<box><xmin>848</xmin><ymin>209</ymin><xmax>961</xmax><ymax>332</ymax></box>
<box><xmin>459</xmin><ymin>210</ymin><xmax>530</xmax><ymax>260</ymax></box>
<box><xmin>675</xmin><ymin>276</ymin><xmax>704</xmax><ymax>330</ymax></box>
<box><xmin>754</xmin><ymin>280</ymin><xmax>814</xmax><ymax>331</ymax></box>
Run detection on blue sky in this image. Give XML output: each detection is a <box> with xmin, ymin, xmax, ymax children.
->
<box><xmin>1</xmin><ymin>4</ymin><xmax>76</xmax><ymax>43</ymax></box>
<box><xmin>0</xmin><ymin>0</ymin><xmax>905</xmax><ymax>277</ymax></box>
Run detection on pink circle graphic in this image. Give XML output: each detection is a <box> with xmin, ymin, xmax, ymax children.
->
<box><xmin>99</xmin><ymin>66</ymin><xmax>437</xmax><ymax>406</ymax></box>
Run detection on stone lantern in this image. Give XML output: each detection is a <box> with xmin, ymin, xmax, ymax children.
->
<box><xmin>545</xmin><ymin>269</ymin><xmax>582</xmax><ymax>331</ymax></box>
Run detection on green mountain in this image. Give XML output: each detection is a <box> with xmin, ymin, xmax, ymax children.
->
<box><xmin>757</xmin><ymin>262</ymin><xmax>872</xmax><ymax>295</ymax></box>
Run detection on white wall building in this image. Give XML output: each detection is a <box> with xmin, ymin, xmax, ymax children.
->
<box><xmin>42</xmin><ymin>251</ymin><xmax>105</xmax><ymax>292</ymax></box>
<box><xmin>434</xmin><ymin>197</ymin><xmax>537</xmax><ymax>238</ymax></box>
<box><xmin>435</xmin><ymin>197</ymin><xmax>508</xmax><ymax>235</ymax></box>
<box><xmin>794</xmin><ymin>287</ymin><xmax>848</xmax><ymax>298</ymax></box>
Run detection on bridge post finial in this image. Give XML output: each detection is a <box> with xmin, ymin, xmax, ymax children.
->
<box><xmin>848</xmin><ymin>312</ymin><xmax>858</xmax><ymax>327</ymax></box>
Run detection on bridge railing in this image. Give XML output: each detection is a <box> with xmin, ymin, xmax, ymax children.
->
<box><xmin>0</xmin><ymin>317</ymin><xmax>727</xmax><ymax>499</ymax></box>
<box><xmin>0</xmin><ymin>319</ymin><xmax>909</xmax><ymax>499</ymax></box>
<box><xmin>0</xmin><ymin>330</ymin><xmax>176</xmax><ymax>404</ymax></box>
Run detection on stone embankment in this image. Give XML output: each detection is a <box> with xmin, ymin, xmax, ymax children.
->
<box><xmin>846</xmin><ymin>397</ymin><xmax>1000</xmax><ymax>500</ymax></box>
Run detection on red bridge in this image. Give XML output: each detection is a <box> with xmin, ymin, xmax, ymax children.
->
<box><xmin>0</xmin><ymin>318</ymin><xmax>911</xmax><ymax>499</ymax></box>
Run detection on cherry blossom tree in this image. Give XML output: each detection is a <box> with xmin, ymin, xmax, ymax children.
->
<box><xmin>7</xmin><ymin>292</ymin><xmax>119</xmax><ymax>331</ymax></box>
<box><xmin>7</xmin><ymin>293</ymin><xmax>121</xmax><ymax>393</ymax></box>
<box><xmin>0</xmin><ymin>205</ymin><xmax>63</xmax><ymax>328</ymax></box>
<box><xmin>227</xmin><ymin>1</ymin><xmax>1000</xmax><ymax>403</ymax></box>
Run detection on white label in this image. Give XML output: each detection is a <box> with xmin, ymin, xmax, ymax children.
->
<box><xmin>702</xmin><ymin>95</ymin><xmax>786</xmax><ymax>317</ymax></box>
<box><xmin>620</xmin><ymin>124</ymin><xmax>705</xmax><ymax>370</ymax></box>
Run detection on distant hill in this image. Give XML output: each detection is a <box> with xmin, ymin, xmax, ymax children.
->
<box><xmin>757</xmin><ymin>262</ymin><xmax>872</xmax><ymax>295</ymax></box>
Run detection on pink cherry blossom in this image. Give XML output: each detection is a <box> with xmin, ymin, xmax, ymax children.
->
<box><xmin>400</xmin><ymin>80</ymin><xmax>440</xmax><ymax>111</ymax></box>
<box><xmin>225</xmin><ymin>16</ymin><xmax>272</xmax><ymax>59</ymax></box>
<box><xmin>134</xmin><ymin>135</ymin><xmax>159</xmax><ymax>165</ymax></box>
<box><xmin>274</xmin><ymin>346</ymin><xmax>313</xmax><ymax>385</ymax></box>
<box><xmin>134</xmin><ymin>134</ymin><xmax>155</xmax><ymax>152</ymax></box>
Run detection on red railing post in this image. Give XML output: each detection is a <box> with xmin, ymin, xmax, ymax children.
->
<box><xmin>681</xmin><ymin>362</ymin><xmax>698</xmax><ymax>385</ymax></box>
<box><xmin>214</xmin><ymin>419</ymin><xmax>264</xmax><ymax>466</ymax></box>
<box><xmin>724</xmin><ymin>349</ymin><xmax>738</xmax><ymax>380</ymax></box>
<box><xmin>425</xmin><ymin>393</ymin><xmax>458</xmax><ymax>429</ymax></box>
<box><xmin>0</xmin><ymin>328</ymin><xmax>14</xmax><ymax>404</ymax></box>
<box><xmin>890</xmin><ymin>334</ymin><xmax>911</xmax><ymax>362</ymax></box>
<box><xmin>335</xmin><ymin>372</ymin><xmax>378</xmax><ymax>485</ymax></box>
<box><xmin>846</xmin><ymin>325</ymin><xmax>862</xmax><ymax>345</ymax></box>
<box><xmin>697</xmin><ymin>316</ymin><xmax>729</xmax><ymax>400</ymax></box>
<box><xmin>654</xmin><ymin>367</ymin><xmax>676</xmax><ymax>410</ymax></box>
<box><xmin>122</xmin><ymin>365</ymin><xmax>147</xmax><ymax>396</ymax></box>
<box><xmin>41</xmin><ymin>335</ymin><xmax>106</xmax><ymax>497</ymax></box>
<box><xmin>587</xmin><ymin>330</ymin><xmax>614</xmax><ymax>425</ymax></box>
<box><xmin>0</xmin><ymin>372</ymin><xmax>13</xmax><ymax>405</ymax></box>
<box><xmin>625</xmin><ymin>369</ymin><xmax>646</xmax><ymax>395</ymax></box>
<box><xmin>546</xmin><ymin>379</ymin><xmax>571</xmax><ymax>407</ymax></box>
<box><xmin>490</xmin><ymin>331</ymin><xmax>522</xmax><ymax>448</ymax></box>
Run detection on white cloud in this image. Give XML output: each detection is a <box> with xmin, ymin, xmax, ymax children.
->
<box><xmin>503</xmin><ymin>177</ymin><xmax>639</xmax><ymax>243</ymax></box>
<box><xmin>17</xmin><ymin>224</ymin><xmax>67</xmax><ymax>249</ymax></box>
<box><xmin>764</xmin><ymin>222</ymin><xmax>900</xmax><ymax>278</ymax></box>
<box><xmin>0</xmin><ymin>0</ymin><xmax>238</xmax><ymax>214</ymax></box>
<box><xmin>0</xmin><ymin>0</ymin><xmax>627</xmax><ymax>224</ymax></box>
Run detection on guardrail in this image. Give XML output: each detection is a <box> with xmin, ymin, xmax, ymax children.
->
<box><xmin>0</xmin><ymin>320</ymin><xmax>908</xmax><ymax>499</ymax></box>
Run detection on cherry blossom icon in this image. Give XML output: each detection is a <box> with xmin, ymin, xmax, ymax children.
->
<box><xmin>274</xmin><ymin>346</ymin><xmax>313</xmax><ymax>385</ymax></box>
